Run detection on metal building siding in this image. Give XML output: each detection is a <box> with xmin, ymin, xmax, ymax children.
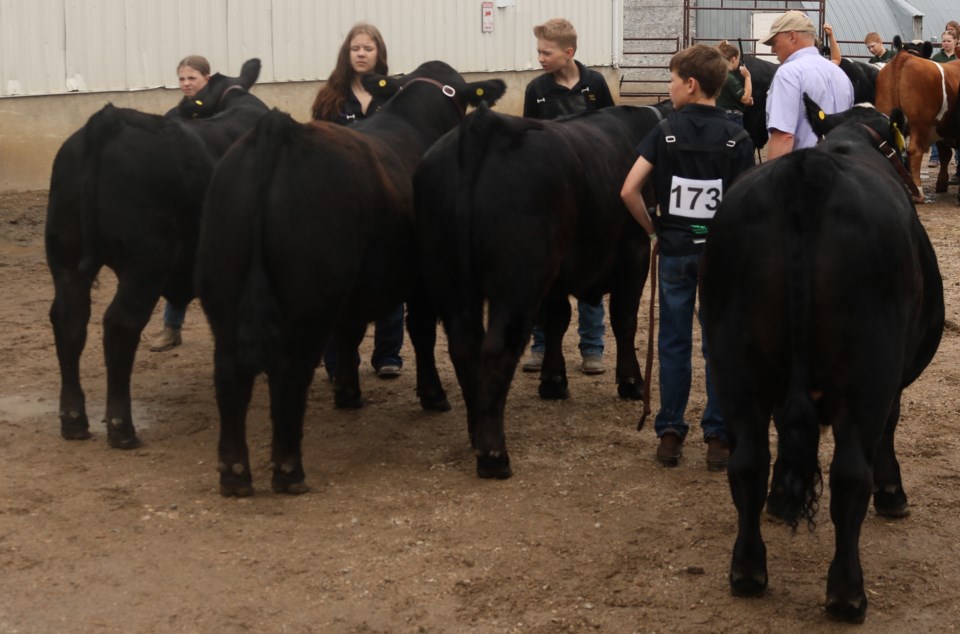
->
<box><xmin>2</xmin><ymin>0</ymin><xmax>616</xmax><ymax>97</ymax></box>
<box><xmin>1</xmin><ymin>0</ymin><xmax>64</xmax><ymax>96</ymax></box>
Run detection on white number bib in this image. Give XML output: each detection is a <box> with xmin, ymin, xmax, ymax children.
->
<box><xmin>669</xmin><ymin>176</ymin><xmax>723</xmax><ymax>219</ymax></box>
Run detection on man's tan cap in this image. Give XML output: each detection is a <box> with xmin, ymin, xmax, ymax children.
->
<box><xmin>761</xmin><ymin>11</ymin><xmax>816</xmax><ymax>46</ymax></box>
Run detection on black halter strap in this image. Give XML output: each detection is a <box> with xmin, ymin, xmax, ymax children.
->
<box><xmin>859</xmin><ymin>124</ymin><xmax>922</xmax><ymax>200</ymax></box>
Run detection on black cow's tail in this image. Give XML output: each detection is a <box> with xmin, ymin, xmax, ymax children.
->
<box><xmin>775</xmin><ymin>152</ymin><xmax>830</xmax><ymax>531</ymax></box>
<box><xmin>79</xmin><ymin>104</ymin><xmax>124</xmax><ymax>276</ymax></box>
<box><xmin>235</xmin><ymin>109</ymin><xmax>292</xmax><ymax>374</ymax></box>
<box><xmin>453</xmin><ymin>103</ymin><xmax>503</xmax><ymax>308</ymax></box>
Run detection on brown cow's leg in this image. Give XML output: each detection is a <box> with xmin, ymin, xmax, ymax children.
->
<box><xmin>909</xmin><ymin>144</ymin><xmax>926</xmax><ymax>204</ymax></box>
<box><xmin>934</xmin><ymin>141</ymin><xmax>951</xmax><ymax>193</ymax></box>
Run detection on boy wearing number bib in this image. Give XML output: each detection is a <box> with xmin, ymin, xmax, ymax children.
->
<box><xmin>621</xmin><ymin>44</ymin><xmax>755</xmax><ymax>469</ymax></box>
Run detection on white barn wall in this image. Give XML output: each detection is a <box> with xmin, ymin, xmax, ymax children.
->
<box><xmin>0</xmin><ymin>0</ymin><xmax>621</xmax><ymax>192</ymax></box>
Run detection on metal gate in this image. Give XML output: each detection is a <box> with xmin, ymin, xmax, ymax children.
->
<box><xmin>620</xmin><ymin>0</ymin><xmax>826</xmax><ymax>101</ymax></box>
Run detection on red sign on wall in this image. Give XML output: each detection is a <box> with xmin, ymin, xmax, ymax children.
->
<box><xmin>482</xmin><ymin>1</ymin><xmax>494</xmax><ymax>33</ymax></box>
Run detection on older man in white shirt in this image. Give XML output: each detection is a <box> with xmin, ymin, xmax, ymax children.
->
<box><xmin>763</xmin><ymin>11</ymin><xmax>854</xmax><ymax>158</ymax></box>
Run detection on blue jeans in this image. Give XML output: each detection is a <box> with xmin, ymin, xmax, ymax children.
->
<box><xmin>530</xmin><ymin>299</ymin><xmax>605</xmax><ymax>357</ymax></box>
<box><xmin>324</xmin><ymin>304</ymin><xmax>404</xmax><ymax>375</ymax></box>
<box><xmin>163</xmin><ymin>302</ymin><xmax>186</xmax><ymax>328</ymax></box>
<box><xmin>653</xmin><ymin>253</ymin><xmax>725</xmax><ymax>443</ymax></box>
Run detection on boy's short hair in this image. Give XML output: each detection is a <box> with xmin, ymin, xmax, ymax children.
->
<box><xmin>669</xmin><ymin>45</ymin><xmax>728</xmax><ymax>99</ymax></box>
<box><xmin>533</xmin><ymin>18</ymin><xmax>577</xmax><ymax>52</ymax></box>
<box><xmin>863</xmin><ymin>32</ymin><xmax>883</xmax><ymax>45</ymax></box>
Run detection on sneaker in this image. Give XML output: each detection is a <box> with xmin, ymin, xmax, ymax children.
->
<box><xmin>376</xmin><ymin>364</ymin><xmax>402</xmax><ymax>379</ymax></box>
<box><xmin>581</xmin><ymin>354</ymin><xmax>605</xmax><ymax>375</ymax></box>
<box><xmin>950</xmin><ymin>174</ymin><xmax>959</xmax><ymax>185</ymax></box>
<box><xmin>928</xmin><ymin>160</ymin><xmax>940</xmax><ymax>168</ymax></box>
<box><xmin>706</xmin><ymin>438</ymin><xmax>730</xmax><ymax>472</ymax></box>
<box><xmin>522</xmin><ymin>351</ymin><xmax>543</xmax><ymax>372</ymax></box>
<box><xmin>656</xmin><ymin>433</ymin><xmax>684</xmax><ymax>467</ymax></box>
<box><xmin>148</xmin><ymin>326</ymin><xmax>182</xmax><ymax>352</ymax></box>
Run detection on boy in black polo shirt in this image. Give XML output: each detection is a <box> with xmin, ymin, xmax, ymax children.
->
<box><xmin>620</xmin><ymin>44</ymin><xmax>754</xmax><ymax>470</ymax></box>
<box><xmin>521</xmin><ymin>17</ymin><xmax>615</xmax><ymax>375</ymax></box>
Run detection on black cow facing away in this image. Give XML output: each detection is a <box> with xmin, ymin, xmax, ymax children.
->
<box><xmin>196</xmin><ymin>61</ymin><xmax>506</xmax><ymax>496</ymax></box>
<box><xmin>700</xmin><ymin>97</ymin><xmax>943</xmax><ymax>623</ymax></box>
<box><xmin>46</xmin><ymin>59</ymin><xmax>267</xmax><ymax>449</ymax></box>
<box><xmin>414</xmin><ymin>103</ymin><xmax>668</xmax><ymax>478</ymax></box>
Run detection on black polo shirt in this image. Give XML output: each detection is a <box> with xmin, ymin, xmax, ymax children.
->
<box><xmin>333</xmin><ymin>90</ymin><xmax>389</xmax><ymax>126</ymax></box>
<box><xmin>523</xmin><ymin>60</ymin><xmax>615</xmax><ymax>120</ymax></box>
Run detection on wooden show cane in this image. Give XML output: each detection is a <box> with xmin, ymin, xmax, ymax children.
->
<box><xmin>637</xmin><ymin>237</ymin><xmax>659</xmax><ymax>431</ymax></box>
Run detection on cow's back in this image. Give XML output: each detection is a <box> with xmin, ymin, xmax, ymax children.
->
<box><xmin>703</xmin><ymin>148</ymin><xmax>941</xmax><ymax>395</ymax></box>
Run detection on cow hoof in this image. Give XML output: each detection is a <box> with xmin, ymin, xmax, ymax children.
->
<box><xmin>617</xmin><ymin>379</ymin><xmax>644</xmax><ymax>400</ymax></box>
<box><xmin>538</xmin><ymin>376</ymin><xmax>569</xmax><ymax>400</ymax></box>
<box><xmin>105</xmin><ymin>418</ymin><xmax>142</xmax><ymax>450</ymax></box>
<box><xmin>419</xmin><ymin>392</ymin><xmax>452</xmax><ymax>412</ymax></box>
<box><xmin>60</xmin><ymin>411</ymin><xmax>91</xmax><ymax>440</ymax></box>
<box><xmin>334</xmin><ymin>390</ymin><xmax>363</xmax><ymax>409</ymax></box>
<box><xmin>873</xmin><ymin>489</ymin><xmax>910</xmax><ymax>518</ymax></box>
<box><xmin>825</xmin><ymin>594</ymin><xmax>867</xmax><ymax>624</ymax></box>
<box><xmin>272</xmin><ymin>479</ymin><xmax>309</xmax><ymax>495</ymax></box>
<box><xmin>729</xmin><ymin>569</ymin><xmax>768</xmax><ymax>597</ymax></box>
<box><xmin>219</xmin><ymin>480</ymin><xmax>255</xmax><ymax>497</ymax></box>
<box><xmin>476</xmin><ymin>452</ymin><xmax>512</xmax><ymax>479</ymax></box>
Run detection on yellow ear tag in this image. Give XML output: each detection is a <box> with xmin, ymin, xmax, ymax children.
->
<box><xmin>476</xmin><ymin>87</ymin><xmax>484</xmax><ymax>96</ymax></box>
<box><xmin>378</xmin><ymin>79</ymin><xmax>387</xmax><ymax>87</ymax></box>
<box><xmin>818</xmin><ymin>110</ymin><xmax>825</xmax><ymax>120</ymax></box>
<box><xmin>195</xmin><ymin>100</ymin><xmax>203</xmax><ymax>106</ymax></box>
<box><xmin>892</xmin><ymin>123</ymin><xmax>905</xmax><ymax>152</ymax></box>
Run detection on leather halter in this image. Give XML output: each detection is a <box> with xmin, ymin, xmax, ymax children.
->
<box><xmin>401</xmin><ymin>76</ymin><xmax>464</xmax><ymax>116</ymax></box>
<box><xmin>859</xmin><ymin>124</ymin><xmax>923</xmax><ymax>200</ymax></box>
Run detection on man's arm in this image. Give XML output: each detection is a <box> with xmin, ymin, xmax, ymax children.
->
<box><xmin>766</xmin><ymin>129</ymin><xmax>795</xmax><ymax>159</ymax></box>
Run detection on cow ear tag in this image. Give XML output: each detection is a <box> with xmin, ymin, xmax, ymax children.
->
<box><xmin>378</xmin><ymin>79</ymin><xmax>387</xmax><ymax>87</ymax></box>
<box><xmin>892</xmin><ymin>123</ymin><xmax>905</xmax><ymax>151</ymax></box>
<box><xmin>476</xmin><ymin>87</ymin><xmax>484</xmax><ymax>96</ymax></box>
<box><xmin>818</xmin><ymin>110</ymin><xmax>825</xmax><ymax>120</ymax></box>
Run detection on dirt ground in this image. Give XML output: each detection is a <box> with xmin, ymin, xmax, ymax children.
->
<box><xmin>1</xmin><ymin>179</ymin><xmax>959</xmax><ymax>634</ymax></box>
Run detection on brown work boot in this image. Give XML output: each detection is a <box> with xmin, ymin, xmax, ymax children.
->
<box><xmin>656</xmin><ymin>432</ymin><xmax>683</xmax><ymax>467</ymax></box>
<box><xmin>149</xmin><ymin>326</ymin><xmax>182</xmax><ymax>352</ymax></box>
<box><xmin>705</xmin><ymin>438</ymin><xmax>730</xmax><ymax>472</ymax></box>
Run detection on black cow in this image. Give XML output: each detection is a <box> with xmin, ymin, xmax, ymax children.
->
<box><xmin>196</xmin><ymin>61</ymin><xmax>505</xmax><ymax>496</ymax></box>
<box><xmin>414</xmin><ymin>103</ymin><xmax>669</xmax><ymax>478</ymax></box>
<box><xmin>700</xmin><ymin>97</ymin><xmax>943</xmax><ymax>623</ymax></box>
<box><xmin>46</xmin><ymin>59</ymin><xmax>267</xmax><ymax>449</ymax></box>
<box><xmin>742</xmin><ymin>55</ymin><xmax>778</xmax><ymax>152</ymax></box>
<box><xmin>838</xmin><ymin>58</ymin><xmax>879</xmax><ymax>104</ymax></box>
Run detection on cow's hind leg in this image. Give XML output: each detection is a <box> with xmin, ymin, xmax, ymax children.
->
<box><xmin>213</xmin><ymin>339</ymin><xmax>257</xmax><ymax>497</ymax></box>
<box><xmin>609</xmin><ymin>287</ymin><xmax>645</xmax><ymax>401</ymax></box>
<box><xmin>406</xmin><ymin>293</ymin><xmax>450</xmax><ymax>412</ymax></box>
<box><xmin>442</xmin><ymin>296</ymin><xmax>485</xmax><ymax>457</ymax></box>
<box><xmin>471</xmin><ymin>302</ymin><xmax>532</xmax><ymax>479</ymax></box>
<box><xmin>824</xmin><ymin>397</ymin><xmax>889</xmax><ymax>623</ymax></box>
<box><xmin>727</xmin><ymin>406</ymin><xmax>772</xmax><ymax>597</ymax></box>
<box><xmin>538</xmin><ymin>296</ymin><xmax>571</xmax><ymax>400</ymax></box>
<box><xmin>267</xmin><ymin>352</ymin><xmax>314</xmax><ymax>495</ymax></box>
<box><xmin>49</xmin><ymin>265</ymin><xmax>98</xmax><ymax>440</ymax></box>
<box><xmin>102</xmin><ymin>271</ymin><xmax>167</xmax><ymax>449</ymax></box>
<box><xmin>331</xmin><ymin>321</ymin><xmax>368</xmax><ymax>409</ymax></box>
<box><xmin>872</xmin><ymin>395</ymin><xmax>909</xmax><ymax>518</ymax></box>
